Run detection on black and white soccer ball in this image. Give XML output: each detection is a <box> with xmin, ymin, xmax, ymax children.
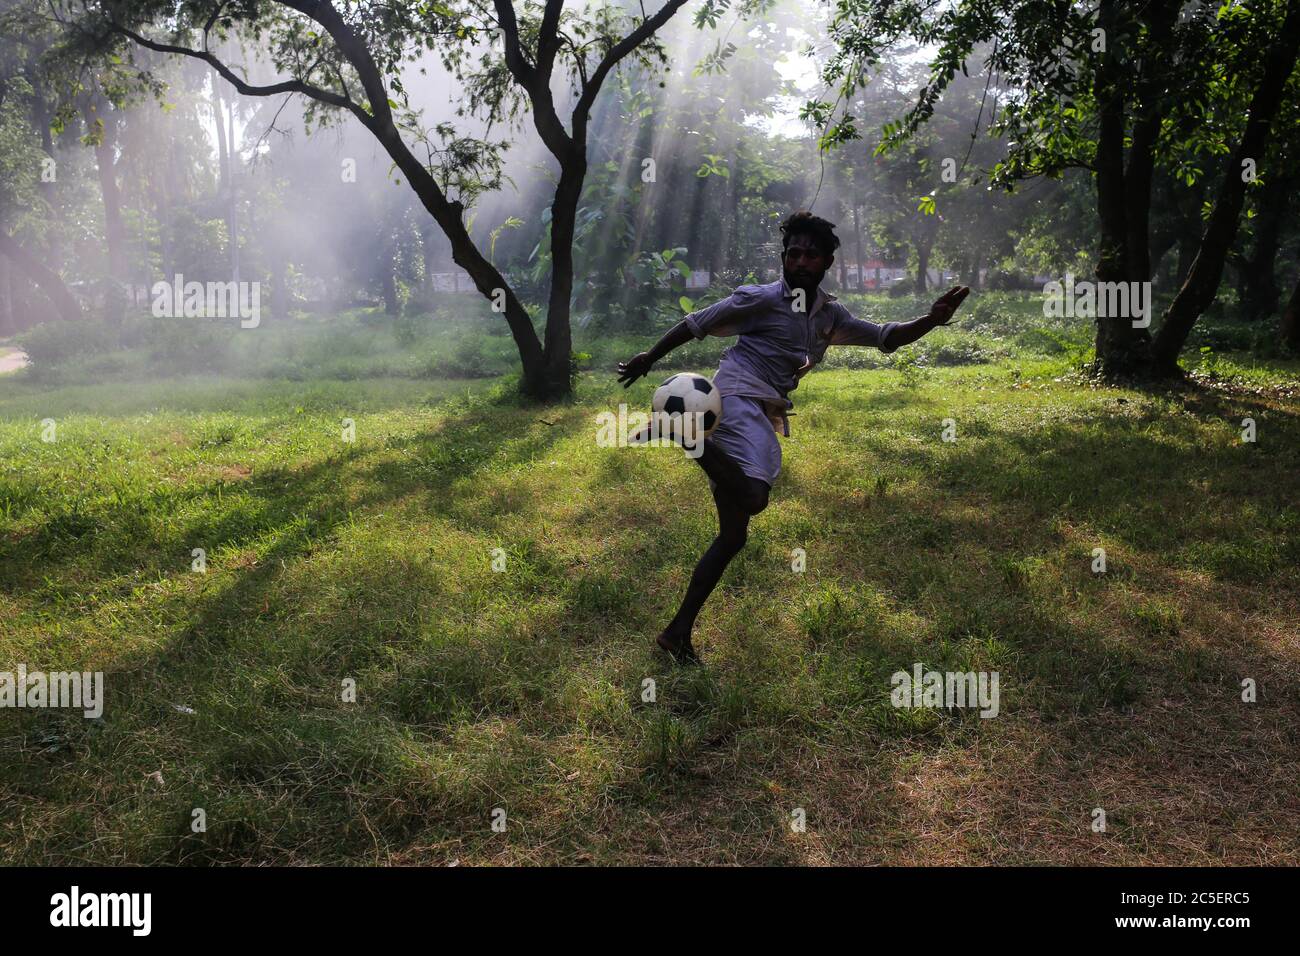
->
<box><xmin>651</xmin><ymin>372</ymin><xmax>723</xmax><ymax>440</ymax></box>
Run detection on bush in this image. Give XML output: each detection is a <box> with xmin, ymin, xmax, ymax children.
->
<box><xmin>425</xmin><ymin>335</ymin><xmax>503</xmax><ymax>378</ymax></box>
<box><xmin>145</xmin><ymin>318</ymin><xmax>239</xmax><ymax>373</ymax></box>
<box><xmin>18</xmin><ymin>319</ymin><xmax>118</xmax><ymax>367</ymax></box>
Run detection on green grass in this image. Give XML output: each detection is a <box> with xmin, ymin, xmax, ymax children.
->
<box><xmin>2</xmin><ymin>297</ymin><xmax>1299</xmax><ymax>865</ymax></box>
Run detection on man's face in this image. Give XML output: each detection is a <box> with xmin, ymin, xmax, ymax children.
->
<box><xmin>782</xmin><ymin>233</ymin><xmax>833</xmax><ymax>289</ymax></box>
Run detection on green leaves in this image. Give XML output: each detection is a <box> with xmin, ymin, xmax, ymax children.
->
<box><xmin>696</xmin><ymin>41</ymin><xmax>738</xmax><ymax>76</ymax></box>
<box><xmin>695</xmin><ymin>153</ymin><xmax>730</xmax><ymax>178</ymax></box>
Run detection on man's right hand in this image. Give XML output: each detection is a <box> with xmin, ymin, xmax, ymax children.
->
<box><xmin>617</xmin><ymin>351</ymin><xmax>656</xmax><ymax>387</ymax></box>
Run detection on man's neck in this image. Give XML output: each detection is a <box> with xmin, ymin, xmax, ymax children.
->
<box><xmin>783</xmin><ymin>274</ymin><xmax>822</xmax><ymax>301</ymax></box>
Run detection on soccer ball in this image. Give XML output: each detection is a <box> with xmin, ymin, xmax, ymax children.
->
<box><xmin>651</xmin><ymin>372</ymin><xmax>723</xmax><ymax>441</ymax></box>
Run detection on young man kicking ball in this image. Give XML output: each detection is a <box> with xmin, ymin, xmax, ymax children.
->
<box><xmin>617</xmin><ymin>211</ymin><xmax>970</xmax><ymax>663</ymax></box>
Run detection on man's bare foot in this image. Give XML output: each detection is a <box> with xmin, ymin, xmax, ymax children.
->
<box><xmin>656</xmin><ymin>627</ymin><xmax>700</xmax><ymax>665</ymax></box>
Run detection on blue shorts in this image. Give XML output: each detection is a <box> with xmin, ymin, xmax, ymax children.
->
<box><xmin>705</xmin><ymin>395</ymin><xmax>782</xmax><ymax>487</ymax></box>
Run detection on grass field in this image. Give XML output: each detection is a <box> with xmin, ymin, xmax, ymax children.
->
<box><xmin>2</xmin><ymin>293</ymin><xmax>1298</xmax><ymax>864</ymax></box>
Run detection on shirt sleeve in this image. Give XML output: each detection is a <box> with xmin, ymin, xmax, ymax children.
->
<box><xmin>829</xmin><ymin>307</ymin><xmax>900</xmax><ymax>353</ymax></box>
<box><xmin>683</xmin><ymin>285</ymin><xmax>766</xmax><ymax>339</ymax></box>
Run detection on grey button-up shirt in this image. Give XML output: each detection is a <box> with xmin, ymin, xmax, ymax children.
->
<box><xmin>683</xmin><ymin>277</ymin><xmax>900</xmax><ymax>435</ymax></box>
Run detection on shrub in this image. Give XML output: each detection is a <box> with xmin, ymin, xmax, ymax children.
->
<box><xmin>17</xmin><ymin>319</ymin><xmax>118</xmax><ymax>367</ymax></box>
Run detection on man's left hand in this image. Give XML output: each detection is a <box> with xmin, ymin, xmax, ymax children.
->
<box><xmin>928</xmin><ymin>286</ymin><xmax>971</xmax><ymax>325</ymax></box>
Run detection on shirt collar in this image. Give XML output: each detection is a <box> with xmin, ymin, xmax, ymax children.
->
<box><xmin>779</xmin><ymin>275</ymin><xmax>836</xmax><ymax>306</ymax></box>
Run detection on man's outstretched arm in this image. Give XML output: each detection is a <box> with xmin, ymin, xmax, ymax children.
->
<box><xmin>617</xmin><ymin>320</ymin><xmax>694</xmax><ymax>387</ymax></box>
<box><xmin>883</xmin><ymin>286</ymin><xmax>971</xmax><ymax>351</ymax></box>
<box><xmin>618</xmin><ymin>286</ymin><xmax>765</xmax><ymax>387</ymax></box>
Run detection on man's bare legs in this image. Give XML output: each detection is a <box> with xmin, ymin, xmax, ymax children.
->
<box><xmin>657</xmin><ymin>441</ymin><xmax>770</xmax><ymax>663</ymax></box>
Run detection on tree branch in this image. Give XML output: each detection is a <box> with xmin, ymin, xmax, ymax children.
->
<box><xmin>492</xmin><ymin>0</ymin><xmax>537</xmax><ymax>87</ymax></box>
<box><xmin>573</xmin><ymin>0</ymin><xmax>689</xmax><ymax>141</ymax></box>
<box><xmin>536</xmin><ymin>0</ymin><xmax>565</xmax><ymax>77</ymax></box>
<box><xmin>492</xmin><ymin>0</ymin><xmax>574</xmax><ymax>162</ymax></box>
<box><xmin>106</xmin><ymin>21</ymin><xmax>370</xmax><ymax>125</ymax></box>
<box><xmin>279</xmin><ymin>0</ymin><xmax>394</xmax><ymax>126</ymax></box>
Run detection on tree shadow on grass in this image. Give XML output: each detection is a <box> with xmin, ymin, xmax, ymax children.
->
<box><xmin>7</xmin><ymin>379</ymin><xmax>1298</xmax><ymax>864</ymax></box>
<box><xmin>546</xmin><ymin>388</ymin><xmax>1300</xmax><ymax>863</ymax></box>
<box><xmin>3</xmin><ymin>391</ymin><xmax>589</xmax><ymax>861</ymax></box>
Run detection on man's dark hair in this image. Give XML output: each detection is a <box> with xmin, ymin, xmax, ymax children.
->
<box><xmin>779</xmin><ymin>211</ymin><xmax>840</xmax><ymax>258</ymax></box>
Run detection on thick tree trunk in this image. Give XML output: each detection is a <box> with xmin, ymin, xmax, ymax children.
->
<box><xmin>0</xmin><ymin>229</ymin><xmax>83</xmax><ymax>323</ymax></box>
<box><xmin>1124</xmin><ymin>2</ymin><xmax>1176</xmax><ymax>284</ymax></box>
<box><xmin>1150</xmin><ymin>1</ymin><xmax>1300</xmax><ymax>372</ymax></box>
<box><xmin>1090</xmin><ymin>0</ymin><xmax>1157</xmax><ymax>378</ymax></box>
<box><xmin>542</xmin><ymin>151</ymin><xmax>586</xmax><ymax>396</ymax></box>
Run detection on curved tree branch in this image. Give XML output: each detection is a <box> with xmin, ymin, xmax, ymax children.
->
<box><xmin>573</xmin><ymin>0</ymin><xmax>689</xmax><ymax>144</ymax></box>
<box><xmin>106</xmin><ymin>21</ymin><xmax>370</xmax><ymax>124</ymax></box>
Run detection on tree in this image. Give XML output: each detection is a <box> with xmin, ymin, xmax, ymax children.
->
<box><xmin>58</xmin><ymin>0</ymin><xmax>737</xmax><ymax>400</ymax></box>
<box><xmin>812</xmin><ymin>0</ymin><xmax>1300</xmax><ymax>380</ymax></box>
<box><xmin>0</xmin><ymin>13</ymin><xmax>84</xmax><ymax>324</ymax></box>
<box><xmin>1149</xmin><ymin>0</ymin><xmax>1300</xmax><ymax>372</ymax></box>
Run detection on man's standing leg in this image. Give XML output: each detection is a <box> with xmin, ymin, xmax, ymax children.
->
<box><xmin>657</xmin><ymin>456</ymin><xmax>770</xmax><ymax>663</ymax></box>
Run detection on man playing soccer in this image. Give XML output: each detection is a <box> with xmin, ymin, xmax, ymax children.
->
<box><xmin>618</xmin><ymin>211</ymin><xmax>969</xmax><ymax>663</ymax></box>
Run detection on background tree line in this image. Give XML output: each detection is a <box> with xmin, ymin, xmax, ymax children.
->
<box><xmin>1</xmin><ymin>0</ymin><xmax>1296</xmax><ymax>393</ymax></box>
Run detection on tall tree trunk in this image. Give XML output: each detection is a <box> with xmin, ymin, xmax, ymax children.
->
<box><xmin>420</xmin><ymin>223</ymin><xmax>437</xmax><ymax>296</ymax></box>
<box><xmin>212</xmin><ymin>73</ymin><xmax>240</xmax><ymax>283</ymax></box>
<box><xmin>1237</xmin><ymin>171</ymin><xmax>1290</xmax><ymax>320</ymax></box>
<box><xmin>1124</xmin><ymin>1</ymin><xmax>1176</xmax><ymax>283</ymax></box>
<box><xmin>82</xmin><ymin>96</ymin><xmax>128</xmax><ymax>291</ymax></box>
<box><xmin>1174</xmin><ymin>235</ymin><xmax>1198</xmax><ymax>287</ymax></box>
<box><xmin>1090</xmin><ymin>0</ymin><xmax>1155</xmax><ymax>378</ymax></box>
<box><xmin>0</xmin><ymin>253</ymin><xmax>12</xmax><ymax>336</ymax></box>
<box><xmin>269</xmin><ymin>248</ymin><xmax>289</xmax><ymax>319</ymax></box>
<box><xmin>31</xmin><ymin>78</ymin><xmax>64</xmax><ymax>277</ymax></box>
<box><xmin>915</xmin><ymin>241</ymin><xmax>930</xmax><ymax>294</ymax></box>
<box><xmin>0</xmin><ymin>228</ymin><xmax>83</xmax><ymax>323</ymax></box>
<box><xmin>542</xmin><ymin>150</ymin><xmax>585</xmax><ymax>395</ymax></box>
<box><xmin>369</xmin><ymin>116</ymin><xmax>544</xmax><ymax>394</ymax></box>
<box><xmin>717</xmin><ymin>146</ymin><xmax>740</xmax><ymax>280</ymax></box>
<box><xmin>1150</xmin><ymin>1</ymin><xmax>1300</xmax><ymax>372</ymax></box>
<box><xmin>852</xmin><ymin>198</ymin><xmax>864</xmax><ymax>291</ymax></box>
<box><xmin>154</xmin><ymin>185</ymin><xmax>173</xmax><ymax>282</ymax></box>
<box><xmin>381</xmin><ymin>222</ymin><xmax>399</xmax><ymax>315</ymax></box>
